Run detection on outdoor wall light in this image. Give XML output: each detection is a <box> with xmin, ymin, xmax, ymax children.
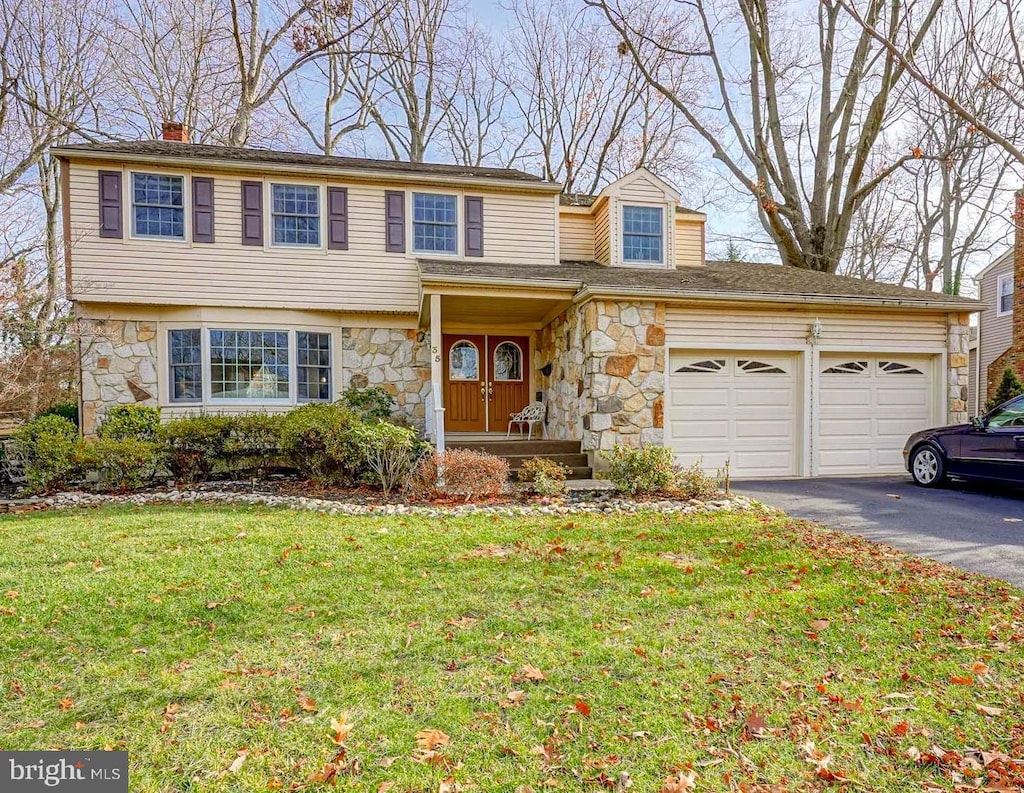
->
<box><xmin>808</xmin><ymin>318</ymin><xmax>823</xmax><ymax>342</ymax></box>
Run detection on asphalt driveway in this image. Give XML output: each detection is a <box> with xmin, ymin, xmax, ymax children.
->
<box><xmin>736</xmin><ymin>475</ymin><xmax>1024</xmax><ymax>588</ymax></box>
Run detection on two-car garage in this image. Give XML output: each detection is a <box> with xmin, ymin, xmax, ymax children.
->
<box><xmin>663</xmin><ymin>306</ymin><xmax>948</xmax><ymax>479</ymax></box>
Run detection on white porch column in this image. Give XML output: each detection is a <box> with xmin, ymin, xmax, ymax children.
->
<box><xmin>429</xmin><ymin>292</ymin><xmax>445</xmax><ymax>454</ymax></box>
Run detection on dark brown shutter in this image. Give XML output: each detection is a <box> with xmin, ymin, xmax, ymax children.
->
<box><xmin>98</xmin><ymin>171</ymin><xmax>122</xmax><ymax>239</ymax></box>
<box><xmin>327</xmin><ymin>187</ymin><xmax>348</xmax><ymax>250</ymax></box>
<box><xmin>465</xmin><ymin>196</ymin><xmax>484</xmax><ymax>257</ymax></box>
<box><xmin>384</xmin><ymin>190</ymin><xmax>405</xmax><ymax>253</ymax></box>
<box><xmin>241</xmin><ymin>180</ymin><xmax>263</xmax><ymax>246</ymax></box>
<box><xmin>192</xmin><ymin>177</ymin><xmax>215</xmax><ymax>243</ymax></box>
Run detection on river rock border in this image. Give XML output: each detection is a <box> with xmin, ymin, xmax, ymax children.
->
<box><xmin>2</xmin><ymin>489</ymin><xmax>754</xmax><ymax>518</ymax></box>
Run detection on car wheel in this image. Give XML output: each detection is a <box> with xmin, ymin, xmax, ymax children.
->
<box><xmin>910</xmin><ymin>444</ymin><xmax>946</xmax><ymax>487</ymax></box>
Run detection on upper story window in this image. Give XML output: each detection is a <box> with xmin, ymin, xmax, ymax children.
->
<box><xmin>413</xmin><ymin>193</ymin><xmax>457</xmax><ymax>254</ymax></box>
<box><xmin>272</xmin><ymin>184</ymin><xmax>320</xmax><ymax>246</ymax></box>
<box><xmin>622</xmin><ymin>205</ymin><xmax>663</xmax><ymax>264</ymax></box>
<box><xmin>132</xmin><ymin>173</ymin><xmax>184</xmax><ymax>239</ymax></box>
<box><xmin>998</xmin><ymin>273</ymin><xmax>1014</xmax><ymax>316</ymax></box>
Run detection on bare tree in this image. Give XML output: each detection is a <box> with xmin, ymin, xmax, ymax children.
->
<box><xmin>105</xmin><ymin>0</ymin><xmax>238</xmax><ymax>143</ymax></box>
<box><xmin>590</xmin><ymin>0</ymin><xmax>943</xmax><ymax>273</ymax></box>
<box><xmin>222</xmin><ymin>0</ymin><xmax>383</xmax><ymax>147</ymax></box>
<box><xmin>504</xmin><ymin>0</ymin><xmax>694</xmax><ymax>194</ymax></box>
<box><xmin>839</xmin><ymin>0</ymin><xmax>1024</xmax><ymax>167</ymax></box>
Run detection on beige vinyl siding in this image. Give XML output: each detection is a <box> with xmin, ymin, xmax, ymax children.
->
<box><xmin>674</xmin><ymin>218</ymin><xmax>704</xmax><ymax>267</ymax></box>
<box><xmin>593</xmin><ymin>202</ymin><xmax>610</xmax><ymax>265</ymax></box>
<box><xmin>978</xmin><ymin>253</ymin><xmax>1013</xmax><ymax>391</ymax></box>
<box><xmin>557</xmin><ymin>210</ymin><xmax>595</xmax><ymax>260</ymax></box>
<box><xmin>67</xmin><ymin>162</ymin><xmax>558</xmax><ymax>312</ymax></box>
<box><xmin>619</xmin><ymin>172</ymin><xmax>670</xmax><ymax>203</ymax></box>
<box><xmin>665</xmin><ymin>305</ymin><xmax>948</xmax><ymax>349</ymax></box>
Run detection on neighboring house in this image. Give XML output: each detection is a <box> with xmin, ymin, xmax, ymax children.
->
<box><xmin>53</xmin><ymin>125</ymin><xmax>978</xmax><ymax>479</ymax></box>
<box><xmin>975</xmin><ymin>209</ymin><xmax>1024</xmax><ymax>411</ymax></box>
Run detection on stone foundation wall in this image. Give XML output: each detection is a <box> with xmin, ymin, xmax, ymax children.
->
<box><xmin>341</xmin><ymin>327</ymin><xmax>430</xmax><ymax>430</ymax></box>
<box><xmin>80</xmin><ymin>319</ymin><xmax>159</xmax><ymax>435</ymax></box>
<box><xmin>947</xmin><ymin>313</ymin><xmax>971</xmax><ymax>423</ymax></box>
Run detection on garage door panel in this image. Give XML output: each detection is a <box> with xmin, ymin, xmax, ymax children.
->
<box><xmin>818</xmin><ymin>354</ymin><xmax>936</xmax><ymax>475</ymax></box>
<box><xmin>667</xmin><ymin>352</ymin><xmax>799</xmax><ymax>478</ymax></box>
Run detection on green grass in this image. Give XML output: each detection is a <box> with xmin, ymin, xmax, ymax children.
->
<box><xmin>1</xmin><ymin>505</ymin><xmax>1022</xmax><ymax>792</ymax></box>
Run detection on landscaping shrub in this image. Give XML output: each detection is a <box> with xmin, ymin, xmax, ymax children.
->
<box><xmin>37</xmin><ymin>401</ymin><xmax>79</xmax><ymax>427</ymax></box>
<box><xmin>78</xmin><ymin>437</ymin><xmax>160</xmax><ymax>492</ymax></box>
<box><xmin>338</xmin><ymin>385</ymin><xmax>396</xmax><ymax>422</ymax></box>
<box><xmin>670</xmin><ymin>460</ymin><xmax>724</xmax><ymax>501</ymax></box>
<box><xmin>357</xmin><ymin>421</ymin><xmax>421</xmax><ymax>496</ymax></box>
<box><xmin>224</xmin><ymin>413</ymin><xmax>284</xmax><ymax>476</ymax></box>
<box><xmin>408</xmin><ymin>448</ymin><xmax>509</xmax><ymax>502</ymax></box>
<box><xmin>279</xmin><ymin>403</ymin><xmax>366</xmax><ymax>485</ymax></box>
<box><xmin>601</xmin><ymin>443</ymin><xmax>675</xmax><ymax>495</ymax></box>
<box><xmin>97</xmin><ymin>404</ymin><xmax>161</xmax><ymax>441</ymax></box>
<box><xmin>159</xmin><ymin>415</ymin><xmax>234</xmax><ymax>484</ymax></box>
<box><xmin>517</xmin><ymin>456</ymin><xmax>569</xmax><ymax>497</ymax></box>
<box><xmin>987</xmin><ymin>367</ymin><xmax>1024</xmax><ymax>411</ymax></box>
<box><xmin>11</xmin><ymin>414</ymin><xmax>81</xmax><ymax>494</ymax></box>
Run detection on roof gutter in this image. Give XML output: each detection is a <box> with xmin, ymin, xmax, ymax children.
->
<box><xmin>51</xmin><ymin>148</ymin><xmax>565</xmax><ymax>194</ymax></box>
<box><xmin>573</xmin><ymin>284</ymin><xmax>980</xmax><ymax>312</ymax></box>
<box><xmin>419</xmin><ymin>272</ymin><xmax>582</xmax><ymax>292</ymax></box>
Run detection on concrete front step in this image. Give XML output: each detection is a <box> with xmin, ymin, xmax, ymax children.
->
<box><xmin>445</xmin><ymin>438</ymin><xmax>592</xmax><ymax>479</ymax></box>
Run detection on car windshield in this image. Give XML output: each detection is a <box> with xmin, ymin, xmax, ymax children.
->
<box><xmin>987</xmin><ymin>396</ymin><xmax>1024</xmax><ymax>428</ymax></box>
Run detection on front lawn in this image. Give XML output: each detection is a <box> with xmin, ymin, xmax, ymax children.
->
<box><xmin>0</xmin><ymin>506</ymin><xmax>1021</xmax><ymax>791</ymax></box>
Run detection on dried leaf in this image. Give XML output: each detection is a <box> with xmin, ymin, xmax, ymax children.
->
<box><xmin>660</xmin><ymin>771</ymin><xmax>697</xmax><ymax>792</ymax></box>
<box><xmin>976</xmin><ymin>704</ymin><xmax>1003</xmax><ymax>717</ymax></box>
<box><xmin>415</xmin><ymin>728</ymin><xmax>451</xmax><ymax>751</ymax></box>
<box><xmin>330</xmin><ymin>713</ymin><xmax>354</xmax><ymax>744</ymax></box>
<box><xmin>500</xmin><ymin>690</ymin><xmax>527</xmax><ymax>708</ymax></box>
<box><xmin>574</xmin><ymin>699</ymin><xmax>591</xmax><ymax>716</ymax></box>
<box><xmin>299</xmin><ymin>696</ymin><xmax>317</xmax><ymax>713</ymax></box>
<box><xmin>521</xmin><ymin>664</ymin><xmax>546</xmax><ymax>682</ymax></box>
<box><xmin>228</xmin><ymin>750</ymin><xmax>248</xmax><ymax>774</ymax></box>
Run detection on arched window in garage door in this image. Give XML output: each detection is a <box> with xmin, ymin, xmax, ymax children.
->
<box><xmin>737</xmin><ymin>359</ymin><xmax>787</xmax><ymax>374</ymax></box>
<box><xmin>879</xmin><ymin>361</ymin><xmax>924</xmax><ymax>375</ymax></box>
<box><xmin>822</xmin><ymin>360</ymin><xmax>868</xmax><ymax>374</ymax></box>
<box><xmin>673</xmin><ymin>359</ymin><xmax>725</xmax><ymax>373</ymax></box>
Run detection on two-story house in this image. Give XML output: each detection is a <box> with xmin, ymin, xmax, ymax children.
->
<box><xmin>55</xmin><ymin>126</ymin><xmax>978</xmax><ymax>479</ymax></box>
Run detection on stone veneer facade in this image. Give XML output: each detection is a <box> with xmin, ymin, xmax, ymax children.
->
<box><xmin>538</xmin><ymin>299</ymin><xmax>666</xmax><ymax>465</ymax></box>
<box><xmin>340</xmin><ymin>327</ymin><xmax>430</xmax><ymax>430</ymax></box>
<box><xmin>80</xmin><ymin>319</ymin><xmax>159</xmax><ymax>435</ymax></box>
<box><xmin>947</xmin><ymin>312</ymin><xmax>971</xmax><ymax>425</ymax></box>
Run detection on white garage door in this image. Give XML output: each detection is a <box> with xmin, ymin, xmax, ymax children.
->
<box><xmin>667</xmin><ymin>352</ymin><xmax>799</xmax><ymax>478</ymax></box>
<box><xmin>817</xmin><ymin>354</ymin><xmax>935</xmax><ymax>475</ymax></box>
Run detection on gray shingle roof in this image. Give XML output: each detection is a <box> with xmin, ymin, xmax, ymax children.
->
<box><xmin>418</xmin><ymin>259</ymin><xmax>980</xmax><ymax>309</ymax></box>
<box><xmin>53</xmin><ymin>141</ymin><xmax>551</xmax><ymax>185</ymax></box>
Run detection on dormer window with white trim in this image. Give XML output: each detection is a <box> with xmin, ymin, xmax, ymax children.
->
<box><xmin>998</xmin><ymin>272</ymin><xmax>1013</xmax><ymax>316</ymax></box>
<box><xmin>622</xmin><ymin>205</ymin><xmax>663</xmax><ymax>264</ymax></box>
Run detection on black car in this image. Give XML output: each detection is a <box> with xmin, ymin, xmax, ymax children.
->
<box><xmin>904</xmin><ymin>395</ymin><xmax>1024</xmax><ymax>487</ymax></box>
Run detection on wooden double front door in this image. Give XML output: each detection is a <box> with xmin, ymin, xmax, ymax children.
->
<box><xmin>443</xmin><ymin>334</ymin><xmax>531</xmax><ymax>432</ymax></box>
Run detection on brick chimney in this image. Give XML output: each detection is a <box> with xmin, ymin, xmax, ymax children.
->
<box><xmin>161</xmin><ymin>121</ymin><xmax>189</xmax><ymax>143</ymax></box>
<box><xmin>985</xmin><ymin>188</ymin><xmax>1024</xmax><ymax>400</ymax></box>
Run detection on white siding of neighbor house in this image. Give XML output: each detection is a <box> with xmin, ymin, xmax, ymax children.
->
<box><xmin>978</xmin><ymin>252</ymin><xmax>1013</xmax><ymax>396</ymax></box>
<box><xmin>674</xmin><ymin>217</ymin><xmax>704</xmax><ymax>268</ymax></box>
<box><xmin>665</xmin><ymin>305</ymin><xmax>949</xmax><ymax>349</ymax></box>
<box><xmin>66</xmin><ymin>161</ymin><xmax>559</xmax><ymax>313</ymax></box>
<box><xmin>558</xmin><ymin>210</ymin><xmax>595</xmax><ymax>260</ymax></box>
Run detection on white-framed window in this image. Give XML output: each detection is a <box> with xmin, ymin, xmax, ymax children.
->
<box><xmin>413</xmin><ymin>192</ymin><xmax>458</xmax><ymax>254</ymax></box>
<box><xmin>271</xmin><ymin>183</ymin><xmax>321</xmax><ymax>246</ymax></box>
<box><xmin>168</xmin><ymin>328</ymin><xmax>203</xmax><ymax>403</ymax></box>
<box><xmin>163</xmin><ymin>327</ymin><xmax>335</xmax><ymax>406</ymax></box>
<box><xmin>493</xmin><ymin>341</ymin><xmax>523</xmax><ymax>381</ymax></box>
<box><xmin>296</xmin><ymin>331</ymin><xmax>332</xmax><ymax>402</ymax></box>
<box><xmin>132</xmin><ymin>172</ymin><xmax>185</xmax><ymax>239</ymax></box>
<box><xmin>448</xmin><ymin>340</ymin><xmax>479</xmax><ymax>380</ymax></box>
<box><xmin>622</xmin><ymin>205</ymin><xmax>664</xmax><ymax>264</ymax></box>
<box><xmin>998</xmin><ymin>272</ymin><xmax>1014</xmax><ymax>316</ymax></box>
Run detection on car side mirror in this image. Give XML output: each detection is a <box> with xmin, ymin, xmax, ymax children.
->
<box><xmin>971</xmin><ymin>415</ymin><xmax>987</xmax><ymax>429</ymax></box>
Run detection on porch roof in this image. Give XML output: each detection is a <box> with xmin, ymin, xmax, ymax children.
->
<box><xmin>418</xmin><ymin>259</ymin><xmax>980</xmax><ymax>311</ymax></box>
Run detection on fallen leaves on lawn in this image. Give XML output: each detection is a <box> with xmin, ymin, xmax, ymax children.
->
<box><xmin>58</xmin><ymin>697</ymin><xmax>73</xmax><ymax>711</ymax></box>
<box><xmin>298</xmin><ymin>696</ymin><xmax>317</xmax><ymax>713</ymax></box>
<box><xmin>574</xmin><ymin>699</ymin><xmax>591</xmax><ymax>717</ymax></box>
<box><xmin>500</xmin><ymin>690</ymin><xmax>526</xmax><ymax>708</ymax></box>
<box><xmin>518</xmin><ymin>664</ymin><xmax>546</xmax><ymax>682</ymax></box>
<box><xmin>330</xmin><ymin>713</ymin><xmax>354</xmax><ymax>745</ymax></box>
<box><xmin>226</xmin><ymin>749</ymin><xmax>248</xmax><ymax>774</ymax></box>
<box><xmin>660</xmin><ymin>771</ymin><xmax>697</xmax><ymax>792</ymax></box>
<box><xmin>416</xmin><ymin>728</ymin><xmax>451</xmax><ymax>751</ymax></box>
<box><xmin>160</xmin><ymin>702</ymin><xmax>180</xmax><ymax>733</ymax></box>
<box><xmin>976</xmin><ymin>704</ymin><xmax>1004</xmax><ymax>716</ymax></box>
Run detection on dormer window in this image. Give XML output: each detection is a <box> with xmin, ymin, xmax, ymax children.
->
<box><xmin>622</xmin><ymin>205</ymin><xmax>663</xmax><ymax>264</ymax></box>
<box><xmin>132</xmin><ymin>173</ymin><xmax>185</xmax><ymax>239</ymax></box>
